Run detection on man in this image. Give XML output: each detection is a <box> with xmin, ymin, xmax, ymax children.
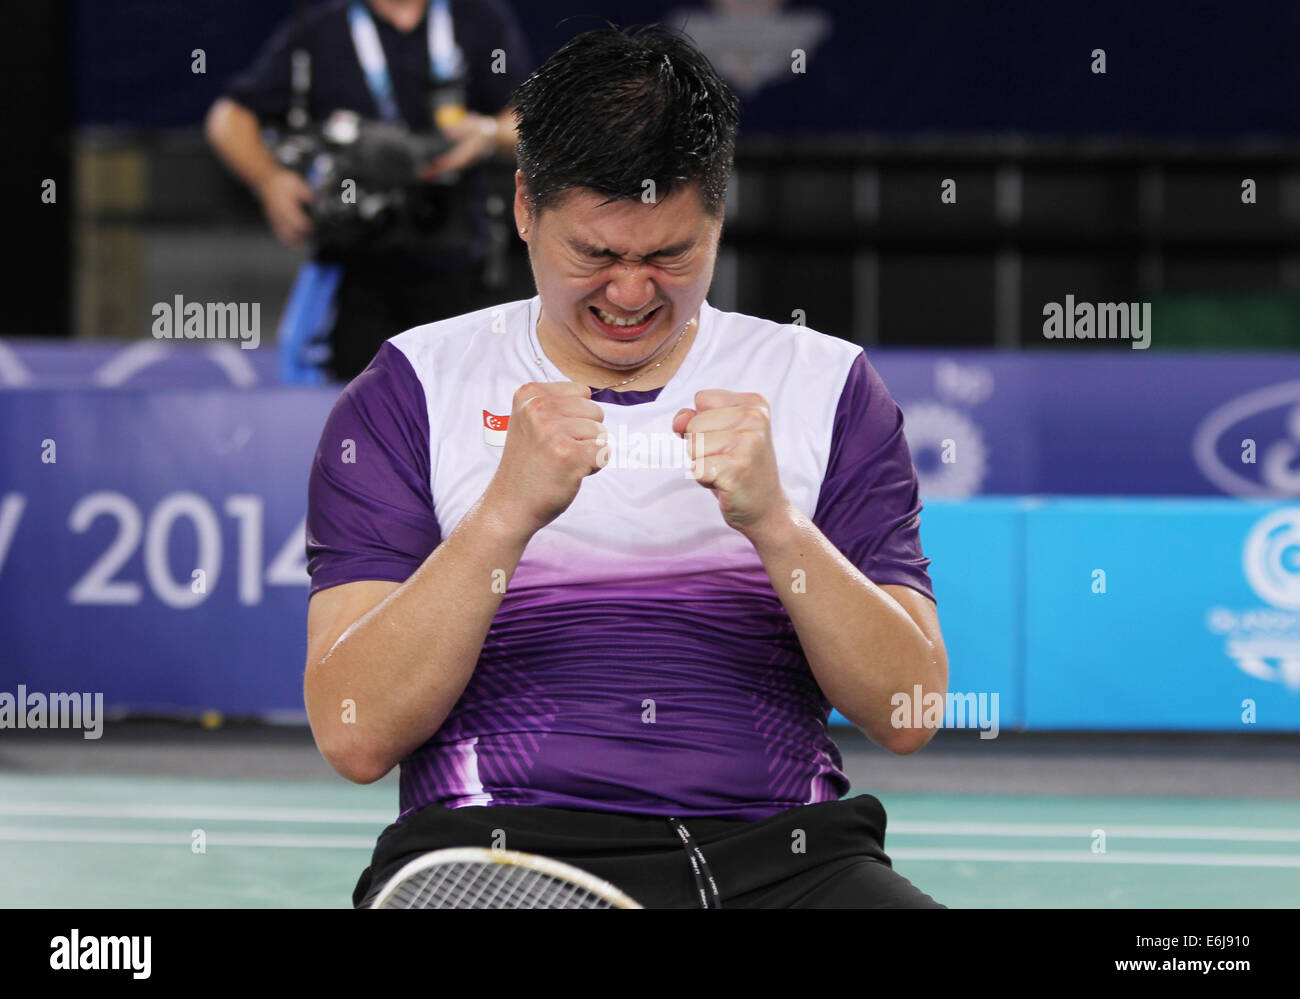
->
<box><xmin>304</xmin><ymin>24</ymin><xmax>948</xmax><ymax>908</ymax></box>
<box><xmin>205</xmin><ymin>0</ymin><xmax>531</xmax><ymax>382</ymax></box>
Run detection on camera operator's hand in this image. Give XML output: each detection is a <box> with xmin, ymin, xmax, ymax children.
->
<box><xmin>420</xmin><ymin>114</ymin><xmax>500</xmax><ymax>182</ymax></box>
<box><xmin>257</xmin><ymin>167</ymin><xmax>314</xmax><ymax>246</ymax></box>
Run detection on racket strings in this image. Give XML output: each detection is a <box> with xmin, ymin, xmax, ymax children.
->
<box><xmin>379</xmin><ymin>859</ymin><xmax>619</xmax><ymax>909</ymax></box>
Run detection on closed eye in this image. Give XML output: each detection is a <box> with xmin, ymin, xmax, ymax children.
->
<box><xmin>570</xmin><ymin>240</ymin><xmax>695</xmax><ymax>265</ymax></box>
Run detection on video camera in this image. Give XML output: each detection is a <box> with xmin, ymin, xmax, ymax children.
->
<box><xmin>272</xmin><ymin>109</ymin><xmax>472</xmax><ymax>256</ymax></box>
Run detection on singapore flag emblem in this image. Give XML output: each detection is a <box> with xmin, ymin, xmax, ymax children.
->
<box><xmin>483</xmin><ymin>410</ymin><xmax>509</xmax><ymax>446</ymax></box>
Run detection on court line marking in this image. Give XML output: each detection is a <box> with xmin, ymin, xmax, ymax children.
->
<box><xmin>8</xmin><ymin>804</ymin><xmax>1300</xmax><ymax>846</ymax></box>
<box><xmin>2</xmin><ymin>827</ymin><xmax>1297</xmax><ymax>867</ymax></box>
<box><xmin>0</xmin><ymin>827</ymin><xmax>374</xmax><ymax>849</ymax></box>
<box><xmin>890</xmin><ymin>848</ymin><xmax>1300</xmax><ymax>868</ymax></box>
<box><xmin>890</xmin><ymin>821</ymin><xmax>1300</xmax><ymax>842</ymax></box>
<box><xmin>0</xmin><ymin>803</ymin><xmax>393</xmax><ymax>824</ymax></box>
<box><xmin>2</xmin><ymin>805</ymin><xmax>1300</xmax><ymax>846</ymax></box>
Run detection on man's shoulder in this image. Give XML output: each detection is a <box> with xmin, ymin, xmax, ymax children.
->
<box><xmin>305</xmin><ymin>0</ymin><xmax>350</xmax><ymax>26</ymax></box>
<box><xmin>238</xmin><ymin>0</ymin><xmax>348</xmax><ymax>74</ymax></box>
<box><xmin>269</xmin><ymin>0</ymin><xmax>349</xmax><ymax>38</ymax></box>
<box><xmin>390</xmin><ymin>298</ymin><xmax>525</xmax><ymax>351</ymax></box>
<box><xmin>380</xmin><ymin>297</ymin><xmax>528</xmax><ymax>386</ymax></box>
<box><xmin>703</xmin><ymin>301</ymin><xmax>864</xmax><ymax>374</ymax></box>
<box><xmin>452</xmin><ymin>0</ymin><xmax>519</xmax><ymax>28</ymax></box>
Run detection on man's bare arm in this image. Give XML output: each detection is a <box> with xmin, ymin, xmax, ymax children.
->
<box><xmin>304</xmin><ymin>495</ymin><xmax>530</xmax><ymax>784</ymax></box>
<box><xmin>204</xmin><ymin>97</ymin><xmax>313</xmax><ymax>245</ymax></box>
<box><xmin>204</xmin><ymin>97</ymin><xmax>284</xmax><ymax>195</ymax></box>
<box><xmin>745</xmin><ymin>505</ymin><xmax>949</xmax><ymax>754</ymax></box>
<box><xmin>672</xmin><ymin>390</ymin><xmax>949</xmax><ymax>753</ymax></box>
<box><xmin>304</xmin><ymin>381</ymin><xmax>608</xmax><ymax>784</ymax></box>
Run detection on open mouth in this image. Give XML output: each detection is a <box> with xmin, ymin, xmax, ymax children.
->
<box><xmin>589</xmin><ymin>305</ymin><xmax>661</xmax><ymax>338</ymax></box>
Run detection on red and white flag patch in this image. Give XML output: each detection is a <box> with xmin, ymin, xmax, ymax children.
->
<box><xmin>483</xmin><ymin>409</ymin><xmax>509</xmax><ymax>446</ymax></box>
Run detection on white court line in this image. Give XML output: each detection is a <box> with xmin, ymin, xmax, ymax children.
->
<box><xmin>3</xmin><ymin>827</ymin><xmax>1297</xmax><ymax>867</ymax></box>
<box><xmin>0</xmin><ymin>826</ymin><xmax>374</xmax><ymax>849</ymax></box>
<box><xmin>0</xmin><ymin>803</ymin><xmax>392</xmax><ymax>824</ymax></box>
<box><xmin>890</xmin><ymin>847</ymin><xmax>1300</xmax><ymax>868</ymax></box>
<box><xmin>3</xmin><ymin>806</ymin><xmax>1299</xmax><ymax>844</ymax></box>
<box><xmin>890</xmin><ymin>822</ymin><xmax>1300</xmax><ymax>843</ymax></box>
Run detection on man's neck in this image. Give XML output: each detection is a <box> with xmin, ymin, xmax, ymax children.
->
<box><xmin>537</xmin><ymin>312</ymin><xmax>701</xmax><ymax>393</ymax></box>
<box><xmin>368</xmin><ymin>0</ymin><xmax>427</xmax><ymax>33</ymax></box>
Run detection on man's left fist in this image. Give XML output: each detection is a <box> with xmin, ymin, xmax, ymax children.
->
<box><xmin>673</xmin><ymin>389</ymin><xmax>790</xmax><ymax>536</ymax></box>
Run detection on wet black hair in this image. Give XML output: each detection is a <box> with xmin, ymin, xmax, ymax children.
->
<box><xmin>509</xmin><ymin>23</ymin><xmax>740</xmax><ymax>219</ymax></box>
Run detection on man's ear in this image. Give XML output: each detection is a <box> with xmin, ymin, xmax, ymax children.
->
<box><xmin>513</xmin><ymin>170</ymin><xmax>534</xmax><ymax>236</ymax></box>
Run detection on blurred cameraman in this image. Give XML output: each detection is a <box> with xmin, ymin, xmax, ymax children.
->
<box><xmin>205</xmin><ymin>0</ymin><xmax>531</xmax><ymax>382</ymax></box>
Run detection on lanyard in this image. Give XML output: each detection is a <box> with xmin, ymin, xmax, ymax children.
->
<box><xmin>667</xmin><ymin>817</ymin><xmax>723</xmax><ymax>909</ymax></box>
<box><xmin>347</xmin><ymin>0</ymin><xmax>463</xmax><ymax>122</ymax></box>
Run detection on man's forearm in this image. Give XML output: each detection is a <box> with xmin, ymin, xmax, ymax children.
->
<box><xmin>491</xmin><ymin>107</ymin><xmax>519</xmax><ymax>159</ymax></box>
<box><xmin>304</xmin><ymin>494</ymin><xmax>531</xmax><ymax>781</ymax></box>
<box><xmin>744</xmin><ymin>502</ymin><xmax>945</xmax><ymax>751</ymax></box>
<box><xmin>204</xmin><ymin>97</ymin><xmax>282</xmax><ymax>194</ymax></box>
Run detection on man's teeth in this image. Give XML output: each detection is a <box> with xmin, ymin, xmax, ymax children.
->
<box><xmin>595</xmin><ymin>307</ymin><xmax>654</xmax><ymax>327</ymax></box>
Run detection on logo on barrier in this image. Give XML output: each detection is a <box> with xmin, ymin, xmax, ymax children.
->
<box><xmin>1193</xmin><ymin>380</ymin><xmax>1300</xmax><ymax>498</ymax></box>
<box><xmin>1242</xmin><ymin>508</ymin><xmax>1300</xmax><ymax>610</ymax></box>
<box><xmin>1205</xmin><ymin>507</ymin><xmax>1300</xmax><ymax>693</ymax></box>
<box><xmin>898</xmin><ymin>359</ymin><xmax>992</xmax><ymax>498</ymax></box>
<box><xmin>900</xmin><ymin>402</ymin><xmax>988</xmax><ymax>498</ymax></box>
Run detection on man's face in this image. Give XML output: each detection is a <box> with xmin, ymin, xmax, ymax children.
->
<box><xmin>515</xmin><ymin>176</ymin><xmax>722</xmax><ymax>374</ymax></box>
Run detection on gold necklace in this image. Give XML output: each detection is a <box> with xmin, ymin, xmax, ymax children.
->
<box><xmin>529</xmin><ymin>312</ymin><xmax>696</xmax><ymax>392</ymax></box>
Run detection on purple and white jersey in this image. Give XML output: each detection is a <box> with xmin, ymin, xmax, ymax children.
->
<box><xmin>307</xmin><ymin>296</ymin><xmax>933</xmax><ymax>821</ymax></box>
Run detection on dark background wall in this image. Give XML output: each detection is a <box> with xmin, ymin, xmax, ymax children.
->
<box><xmin>3</xmin><ymin>2</ymin><xmax>72</xmax><ymax>337</ymax></box>
<box><xmin>74</xmin><ymin>0</ymin><xmax>1300</xmax><ymax>137</ymax></box>
<box><xmin>14</xmin><ymin>1</ymin><xmax>1300</xmax><ymax>346</ymax></box>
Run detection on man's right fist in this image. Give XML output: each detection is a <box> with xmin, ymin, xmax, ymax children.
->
<box><xmin>483</xmin><ymin>381</ymin><xmax>607</xmax><ymax>539</ymax></box>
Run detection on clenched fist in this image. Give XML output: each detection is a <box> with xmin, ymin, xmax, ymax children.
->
<box><xmin>483</xmin><ymin>381</ymin><xmax>607</xmax><ymax>540</ymax></box>
<box><xmin>673</xmin><ymin>390</ymin><xmax>791</xmax><ymax>537</ymax></box>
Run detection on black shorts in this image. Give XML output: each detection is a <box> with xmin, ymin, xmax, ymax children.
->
<box><xmin>353</xmin><ymin>794</ymin><xmax>945</xmax><ymax>909</ymax></box>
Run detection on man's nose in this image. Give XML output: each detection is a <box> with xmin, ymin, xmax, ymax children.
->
<box><xmin>604</xmin><ymin>267</ymin><xmax>655</xmax><ymax>314</ymax></box>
